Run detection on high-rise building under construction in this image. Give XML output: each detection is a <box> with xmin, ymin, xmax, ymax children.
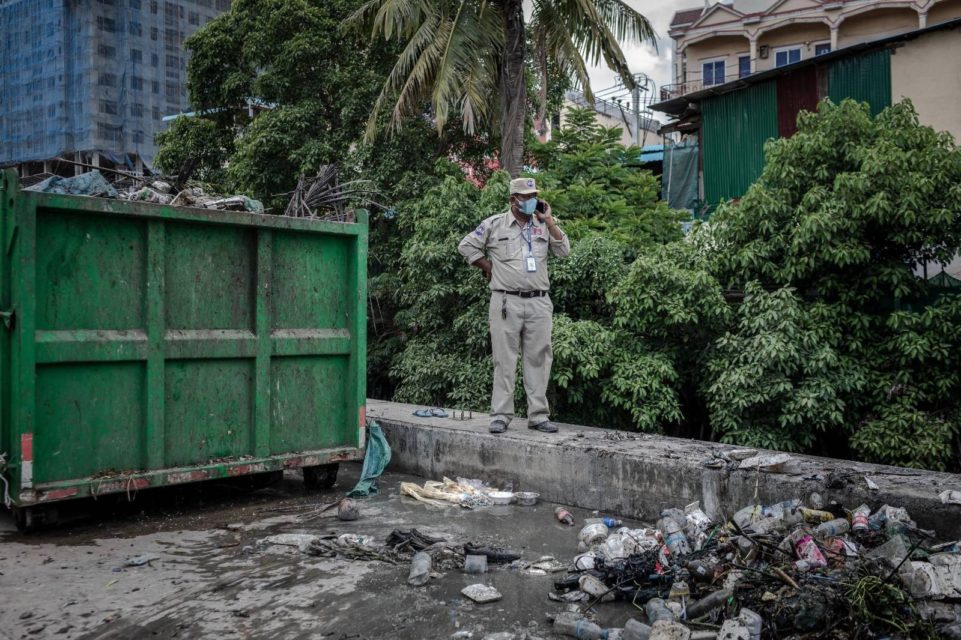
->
<box><xmin>0</xmin><ymin>0</ymin><xmax>231</xmax><ymax>173</ymax></box>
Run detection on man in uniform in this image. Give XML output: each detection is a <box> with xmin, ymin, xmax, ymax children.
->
<box><xmin>458</xmin><ymin>177</ymin><xmax>571</xmax><ymax>434</ymax></box>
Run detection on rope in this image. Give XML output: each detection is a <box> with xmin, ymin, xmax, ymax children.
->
<box><xmin>0</xmin><ymin>454</ymin><xmax>12</xmax><ymax>508</ymax></box>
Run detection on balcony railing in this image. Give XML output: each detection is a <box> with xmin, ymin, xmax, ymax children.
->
<box><xmin>660</xmin><ymin>81</ymin><xmax>703</xmax><ymax>101</ymax></box>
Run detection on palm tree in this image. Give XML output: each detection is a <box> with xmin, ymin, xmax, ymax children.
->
<box><xmin>351</xmin><ymin>0</ymin><xmax>656</xmax><ymax>177</ymax></box>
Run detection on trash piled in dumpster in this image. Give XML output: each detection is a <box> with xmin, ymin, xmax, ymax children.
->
<box><xmin>24</xmin><ymin>169</ymin><xmax>266</xmax><ymax>213</ymax></box>
<box><xmin>543</xmin><ymin>495</ymin><xmax>961</xmax><ymax>639</ymax></box>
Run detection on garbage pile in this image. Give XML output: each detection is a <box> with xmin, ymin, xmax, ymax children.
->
<box><xmin>547</xmin><ymin>497</ymin><xmax>961</xmax><ymax>639</ymax></box>
<box><xmin>24</xmin><ymin>170</ymin><xmax>265</xmax><ymax>213</ymax></box>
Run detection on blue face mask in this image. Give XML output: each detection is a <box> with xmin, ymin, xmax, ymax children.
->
<box><xmin>517</xmin><ymin>197</ymin><xmax>537</xmax><ymax>216</ymax></box>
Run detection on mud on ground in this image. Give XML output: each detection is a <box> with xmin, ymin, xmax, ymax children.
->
<box><xmin>0</xmin><ymin>464</ymin><xmax>650</xmax><ymax>640</ymax></box>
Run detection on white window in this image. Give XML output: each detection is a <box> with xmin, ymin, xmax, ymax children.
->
<box><xmin>774</xmin><ymin>46</ymin><xmax>802</xmax><ymax>68</ymax></box>
<box><xmin>814</xmin><ymin>42</ymin><xmax>831</xmax><ymax>56</ymax></box>
<box><xmin>702</xmin><ymin>58</ymin><xmax>726</xmax><ymax>86</ymax></box>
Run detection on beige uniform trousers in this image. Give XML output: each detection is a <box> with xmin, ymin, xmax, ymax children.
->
<box><xmin>488</xmin><ymin>292</ymin><xmax>553</xmax><ymax>426</ymax></box>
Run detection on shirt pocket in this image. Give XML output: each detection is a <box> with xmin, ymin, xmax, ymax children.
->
<box><xmin>489</xmin><ymin>235</ymin><xmax>520</xmax><ymax>261</ymax></box>
<box><xmin>532</xmin><ymin>236</ymin><xmax>550</xmax><ymax>259</ymax></box>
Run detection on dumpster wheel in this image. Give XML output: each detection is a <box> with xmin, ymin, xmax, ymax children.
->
<box><xmin>303</xmin><ymin>463</ymin><xmax>339</xmax><ymax>491</ymax></box>
<box><xmin>12</xmin><ymin>505</ymin><xmax>58</xmax><ymax>532</ymax></box>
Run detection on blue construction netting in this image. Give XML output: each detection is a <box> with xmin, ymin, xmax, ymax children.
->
<box><xmin>0</xmin><ymin>0</ymin><xmax>230</xmax><ymax>168</ymax></box>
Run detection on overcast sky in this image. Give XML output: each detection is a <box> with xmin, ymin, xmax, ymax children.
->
<box><xmin>584</xmin><ymin>0</ymin><xmax>683</xmax><ymax>103</ymax></box>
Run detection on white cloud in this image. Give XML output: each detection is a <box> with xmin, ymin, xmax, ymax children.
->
<box><xmin>585</xmin><ymin>0</ymin><xmax>684</xmax><ymax>106</ymax></box>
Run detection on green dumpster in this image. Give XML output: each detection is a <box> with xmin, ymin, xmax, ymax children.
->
<box><xmin>0</xmin><ymin>170</ymin><xmax>367</xmax><ymax>528</ymax></box>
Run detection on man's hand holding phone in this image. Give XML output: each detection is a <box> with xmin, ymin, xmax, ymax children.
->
<box><xmin>535</xmin><ymin>199</ymin><xmax>554</xmax><ymax>226</ymax></box>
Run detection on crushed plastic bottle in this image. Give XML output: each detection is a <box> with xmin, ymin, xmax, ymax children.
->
<box><xmin>579</xmin><ymin>523</ymin><xmax>610</xmax><ymax>546</ymax></box>
<box><xmin>851</xmin><ymin>504</ymin><xmax>871</xmax><ymax>534</ymax></box>
<box><xmin>685</xmin><ymin>587</ymin><xmax>732</xmax><ymax>619</ymax></box>
<box><xmin>623</xmin><ymin>619</ymin><xmax>652</xmax><ymax>640</ymax></box>
<box><xmin>407</xmin><ymin>551</ymin><xmax>431</xmax><ymax>586</ymax></box>
<box><xmin>551</xmin><ymin>612</ymin><xmax>610</xmax><ymax>640</ymax></box>
<box><xmin>815</xmin><ymin>518</ymin><xmax>851</xmax><ymax>538</ymax></box>
<box><xmin>556</xmin><ymin>506</ymin><xmax>575</xmax><ymax>526</ymax></box>
<box><xmin>657</xmin><ymin>516</ymin><xmax>691</xmax><ymax>557</ymax></box>
<box><xmin>800</xmin><ymin>508</ymin><xmax>835</xmax><ymax>523</ymax></box>
<box><xmin>645</xmin><ymin>598</ymin><xmax>675</xmax><ymax>624</ymax></box>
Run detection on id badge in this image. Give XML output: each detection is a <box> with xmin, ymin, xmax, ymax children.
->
<box><xmin>526</xmin><ymin>255</ymin><xmax>537</xmax><ymax>272</ymax></box>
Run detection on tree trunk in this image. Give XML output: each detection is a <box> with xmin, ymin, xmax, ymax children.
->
<box><xmin>499</xmin><ymin>0</ymin><xmax>526</xmax><ymax>177</ymax></box>
<box><xmin>535</xmin><ymin>30</ymin><xmax>549</xmax><ymax>140</ymax></box>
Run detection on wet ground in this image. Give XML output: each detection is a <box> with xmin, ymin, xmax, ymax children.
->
<box><xmin>0</xmin><ymin>464</ymin><xmax>652</xmax><ymax>640</ymax></box>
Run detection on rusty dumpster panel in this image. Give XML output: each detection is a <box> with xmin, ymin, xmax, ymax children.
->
<box><xmin>0</xmin><ymin>169</ymin><xmax>367</xmax><ymax>511</ymax></box>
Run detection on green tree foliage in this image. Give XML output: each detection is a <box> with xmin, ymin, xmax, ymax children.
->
<box><xmin>529</xmin><ymin>108</ymin><xmax>686</xmax><ymax>254</ymax></box>
<box><xmin>155</xmin><ymin>0</ymin><xmax>398</xmax><ymax>208</ymax></box>
<box><xmin>704</xmin><ymin>100</ymin><xmax>961</xmax><ymax>469</ymax></box>
<box><xmin>153</xmin><ymin>116</ymin><xmax>232</xmax><ymax>186</ymax></box>
<box><xmin>378</xmin><ymin>113</ymin><xmax>684</xmax><ymax>428</ymax></box>
<box><xmin>350</xmin><ymin>0</ymin><xmax>656</xmax><ymax>175</ymax></box>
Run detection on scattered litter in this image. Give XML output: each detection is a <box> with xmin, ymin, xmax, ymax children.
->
<box><xmin>530</xmin><ymin>556</ymin><xmax>567</xmax><ymax>573</ymax></box>
<box><xmin>940</xmin><ymin>489</ymin><xmax>961</xmax><ymax>505</ymax></box>
<box><xmin>337</xmin><ymin>498</ymin><xmax>361</xmax><ymax>521</ymax></box>
<box><xmin>737</xmin><ymin>452</ymin><xmax>791</xmax><ymax>471</ymax></box>
<box><xmin>461</xmin><ymin>584</ymin><xmax>502</xmax><ymax>603</ymax></box>
<box><xmin>515</xmin><ymin>491</ymin><xmax>539</xmax><ymax>506</ymax></box>
<box><xmin>464</xmin><ymin>543</ymin><xmax>522</xmax><ymax>565</ymax></box>
<box><xmin>23</xmin><ymin>169</ymin><xmax>267</xmax><ymax>213</ymax></box>
<box><xmin>465</xmin><ymin>554</ymin><xmax>488</xmax><ymax>574</ymax></box>
<box><xmin>401</xmin><ymin>477</ymin><xmax>501</xmax><ymax>509</ymax></box>
<box><xmin>124</xmin><ymin>554</ymin><xmax>159</xmax><ymax>567</ymax></box>
<box><xmin>865</xmin><ymin>476</ymin><xmax>879</xmax><ymax>491</ymax></box>
<box><xmin>261</xmin><ymin>533</ymin><xmax>319</xmax><ymax>552</ymax></box>
<box><xmin>408</xmin><ymin>551</ymin><xmax>432</xmax><ymax>586</ymax></box>
<box><xmin>26</xmin><ymin>171</ymin><xmax>118</xmax><ymax>198</ymax></box>
<box><xmin>347</xmin><ymin>421</ymin><xmax>391</xmax><ymax>497</ymax></box>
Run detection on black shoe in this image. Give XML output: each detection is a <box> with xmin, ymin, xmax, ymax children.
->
<box><xmin>489</xmin><ymin>420</ymin><xmax>508</xmax><ymax>434</ymax></box>
<box><xmin>528</xmin><ymin>421</ymin><xmax>558</xmax><ymax>433</ymax></box>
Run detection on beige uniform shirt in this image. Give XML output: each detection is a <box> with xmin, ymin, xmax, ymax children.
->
<box><xmin>458</xmin><ymin>210</ymin><xmax>571</xmax><ymax>291</ymax></box>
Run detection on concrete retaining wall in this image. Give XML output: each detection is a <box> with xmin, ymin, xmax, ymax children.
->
<box><xmin>367</xmin><ymin>399</ymin><xmax>961</xmax><ymax>538</ymax></box>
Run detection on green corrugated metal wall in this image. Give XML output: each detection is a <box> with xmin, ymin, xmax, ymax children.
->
<box><xmin>699</xmin><ymin>49</ymin><xmax>893</xmax><ymax>208</ymax></box>
<box><xmin>827</xmin><ymin>49</ymin><xmax>892</xmax><ymax>116</ymax></box>
<box><xmin>701</xmin><ymin>80</ymin><xmax>779</xmax><ymax>206</ymax></box>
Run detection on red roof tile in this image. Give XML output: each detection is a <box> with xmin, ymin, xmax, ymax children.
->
<box><xmin>671</xmin><ymin>7</ymin><xmax>704</xmax><ymax>27</ymax></box>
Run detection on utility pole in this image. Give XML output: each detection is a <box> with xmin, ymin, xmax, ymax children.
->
<box><xmin>632</xmin><ymin>81</ymin><xmax>641</xmax><ymax>147</ymax></box>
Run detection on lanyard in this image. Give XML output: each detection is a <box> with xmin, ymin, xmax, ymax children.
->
<box><xmin>521</xmin><ymin>221</ymin><xmax>532</xmax><ymax>256</ymax></box>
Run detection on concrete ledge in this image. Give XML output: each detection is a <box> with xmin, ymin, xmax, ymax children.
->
<box><xmin>367</xmin><ymin>399</ymin><xmax>961</xmax><ymax>538</ymax></box>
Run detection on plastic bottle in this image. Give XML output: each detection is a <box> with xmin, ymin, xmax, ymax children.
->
<box><xmin>579</xmin><ymin>523</ymin><xmax>610</xmax><ymax>546</ymax></box>
<box><xmin>685</xmin><ymin>558</ymin><xmax>719</xmax><ymax>583</ymax></box>
<box><xmin>623</xmin><ymin>619</ymin><xmax>652</xmax><ymax>640</ymax></box>
<box><xmin>763</xmin><ymin>499</ymin><xmax>800</xmax><ymax>519</ymax></box>
<box><xmin>657</xmin><ymin>516</ymin><xmax>691</xmax><ymax>557</ymax></box>
<box><xmin>815</xmin><ymin>518</ymin><xmax>851</xmax><ymax>538</ymax></box>
<box><xmin>684</xmin><ymin>587</ymin><xmax>732</xmax><ymax>619</ymax></box>
<box><xmin>407</xmin><ymin>551</ymin><xmax>431</xmax><ymax>586</ymax></box>
<box><xmin>602</xmin><ymin>517</ymin><xmax>623</xmax><ymax>529</ymax></box>
<box><xmin>800</xmin><ymin>508</ymin><xmax>835</xmax><ymax>524</ymax></box>
<box><xmin>644</xmin><ymin>598</ymin><xmax>675</xmax><ymax>624</ymax></box>
<box><xmin>851</xmin><ymin>505</ymin><xmax>871</xmax><ymax>534</ymax></box>
<box><xmin>551</xmin><ymin>613</ymin><xmax>609</xmax><ymax>640</ymax></box>
<box><xmin>555</xmin><ymin>506</ymin><xmax>575</xmax><ymax>526</ymax></box>
<box><xmin>660</xmin><ymin>508</ymin><xmax>687</xmax><ymax>529</ymax></box>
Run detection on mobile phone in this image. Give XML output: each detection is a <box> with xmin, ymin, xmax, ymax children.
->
<box><xmin>535</xmin><ymin>200</ymin><xmax>546</xmax><ymax>213</ymax></box>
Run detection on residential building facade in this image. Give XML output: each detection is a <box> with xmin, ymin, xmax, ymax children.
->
<box><xmin>652</xmin><ymin>19</ymin><xmax>961</xmax><ymax>209</ymax></box>
<box><xmin>665</xmin><ymin>0</ymin><xmax>961</xmax><ymax>100</ymax></box>
<box><xmin>0</xmin><ymin>0</ymin><xmax>231</xmax><ymax>173</ymax></box>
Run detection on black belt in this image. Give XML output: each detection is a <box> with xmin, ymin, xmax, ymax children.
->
<box><xmin>495</xmin><ymin>290</ymin><xmax>548</xmax><ymax>298</ymax></box>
